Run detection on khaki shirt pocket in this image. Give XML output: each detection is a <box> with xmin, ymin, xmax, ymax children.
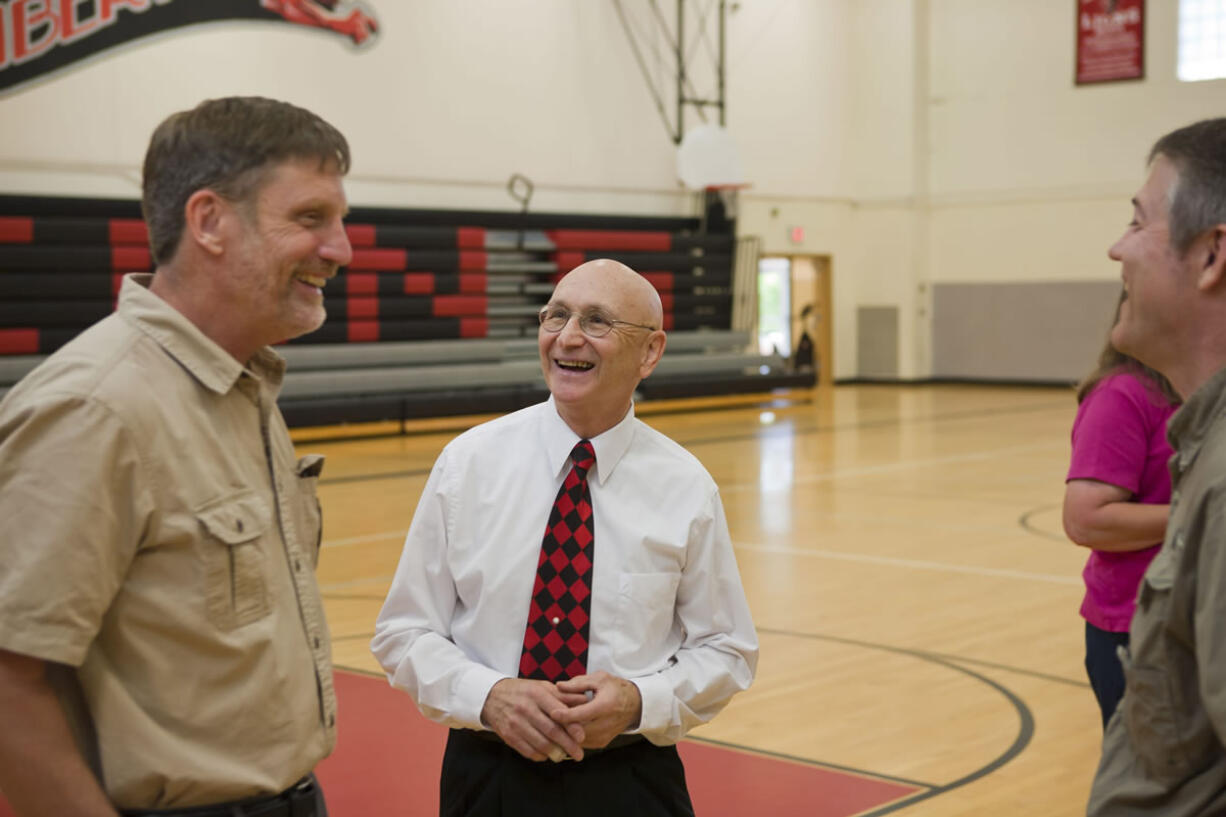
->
<box><xmin>197</xmin><ymin>492</ymin><xmax>272</xmax><ymax>631</ymax></box>
<box><xmin>296</xmin><ymin>454</ymin><xmax>325</xmax><ymax>567</ymax></box>
<box><xmin>1122</xmin><ymin>555</ymin><xmax>1191</xmax><ymax>784</ymax></box>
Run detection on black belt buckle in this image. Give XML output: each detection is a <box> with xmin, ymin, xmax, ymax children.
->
<box><xmin>286</xmin><ymin>776</ymin><xmax>316</xmax><ymax>817</ymax></box>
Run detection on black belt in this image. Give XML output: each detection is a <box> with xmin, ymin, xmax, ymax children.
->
<box><xmin>466</xmin><ymin>729</ymin><xmax>644</xmax><ymax>756</ymax></box>
<box><xmin>119</xmin><ymin>775</ymin><xmax>320</xmax><ymax>817</ymax></box>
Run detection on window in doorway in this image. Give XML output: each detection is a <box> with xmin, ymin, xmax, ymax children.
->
<box><xmin>1178</xmin><ymin>0</ymin><xmax>1226</xmax><ymax>81</ymax></box>
<box><xmin>757</xmin><ymin>257</ymin><xmax>791</xmax><ymax>357</ymax></box>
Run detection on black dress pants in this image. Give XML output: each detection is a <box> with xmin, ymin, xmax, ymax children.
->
<box><xmin>440</xmin><ymin>729</ymin><xmax>695</xmax><ymax>817</ymax></box>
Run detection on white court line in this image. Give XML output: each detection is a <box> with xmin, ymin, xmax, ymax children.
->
<box><xmin>733</xmin><ymin>541</ymin><xmax>1080</xmax><ymax>585</ymax></box>
<box><xmin>322</xmin><ymin>530</ymin><xmax>407</xmax><ymax>549</ymax></box>
<box><xmin>719</xmin><ymin>440</ymin><xmax>1067</xmax><ymax>494</ymax></box>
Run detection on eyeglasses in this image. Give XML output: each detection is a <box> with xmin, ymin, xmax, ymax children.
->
<box><xmin>538</xmin><ymin>306</ymin><xmax>657</xmax><ymax>338</ymax></box>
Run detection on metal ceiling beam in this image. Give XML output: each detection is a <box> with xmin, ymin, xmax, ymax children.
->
<box><xmin>613</xmin><ymin>0</ymin><xmax>727</xmax><ymax>145</ymax></box>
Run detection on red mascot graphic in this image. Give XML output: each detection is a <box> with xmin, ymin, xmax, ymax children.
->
<box><xmin>261</xmin><ymin>0</ymin><xmax>379</xmax><ymax>46</ymax></box>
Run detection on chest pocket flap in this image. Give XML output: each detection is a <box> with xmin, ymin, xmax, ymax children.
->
<box><xmin>197</xmin><ymin>493</ymin><xmax>272</xmax><ymax>630</ymax></box>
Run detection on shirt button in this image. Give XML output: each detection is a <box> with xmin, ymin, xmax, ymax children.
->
<box><xmin>329</xmin><ymin>714</ymin><xmax>336</xmax><ymax>727</ymax></box>
<box><xmin>551</xmin><ymin>617</ymin><xmax>561</xmax><ymax>625</ymax></box>
<box><xmin>314</xmin><ymin>636</ymin><xmax>321</xmax><ymax>648</ymax></box>
<box><xmin>295</xmin><ymin>560</ymin><xmax>301</xmax><ymax>572</ymax></box>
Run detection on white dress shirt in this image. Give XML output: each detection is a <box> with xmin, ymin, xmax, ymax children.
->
<box><xmin>371</xmin><ymin>398</ymin><xmax>758</xmax><ymax>745</ymax></box>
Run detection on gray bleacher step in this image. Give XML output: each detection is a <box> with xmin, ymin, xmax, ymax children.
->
<box><xmin>279</xmin><ymin>350</ymin><xmax>786</xmax><ymax>401</ymax></box>
<box><xmin>279</xmin><ymin>339</ymin><xmax>510</xmax><ymax>370</ymax></box>
<box><xmin>280</xmin><ymin>359</ymin><xmax>545</xmax><ymax>399</ymax></box>
<box><xmin>484</xmin><ymin>230</ymin><xmax>554</xmax><ymax>251</ymax></box>
<box><xmin>2</xmin><ymin>332</ymin><xmax>771</xmax><ymax>407</ymax></box>
<box><xmin>0</xmin><ymin>355</ymin><xmax>44</xmax><ymax>387</ymax></box>
<box><xmin>486</xmin><ymin>260</ymin><xmax>558</xmax><ymax>273</ymax></box>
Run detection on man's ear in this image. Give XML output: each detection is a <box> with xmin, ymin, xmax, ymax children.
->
<box><xmin>637</xmin><ymin>330</ymin><xmax>667</xmax><ymax>380</ymax></box>
<box><xmin>182</xmin><ymin>189</ymin><xmax>230</xmax><ymax>257</ymax></box>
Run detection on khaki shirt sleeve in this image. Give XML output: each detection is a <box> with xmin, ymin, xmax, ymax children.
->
<box><xmin>0</xmin><ymin>394</ymin><xmax>153</xmax><ymax>666</ymax></box>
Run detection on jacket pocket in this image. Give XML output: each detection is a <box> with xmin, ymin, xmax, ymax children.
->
<box><xmin>1122</xmin><ymin>549</ymin><xmax>1190</xmax><ymax>784</ymax></box>
<box><xmin>1121</xmin><ymin>663</ymin><xmax>1192</xmax><ymax>784</ymax></box>
<box><xmin>197</xmin><ymin>492</ymin><xmax>272</xmax><ymax>631</ymax></box>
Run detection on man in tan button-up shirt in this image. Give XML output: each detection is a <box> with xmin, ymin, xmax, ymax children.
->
<box><xmin>1087</xmin><ymin>118</ymin><xmax>1226</xmax><ymax>815</ymax></box>
<box><xmin>0</xmin><ymin>97</ymin><xmax>352</xmax><ymax>816</ymax></box>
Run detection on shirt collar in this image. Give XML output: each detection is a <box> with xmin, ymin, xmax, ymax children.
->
<box><xmin>116</xmin><ymin>273</ymin><xmax>286</xmax><ymax>398</ymax></box>
<box><xmin>115</xmin><ymin>272</ymin><xmax>286</xmax><ymax>395</ymax></box>
<box><xmin>541</xmin><ymin>396</ymin><xmax>636</xmax><ymax>486</ymax></box>
<box><xmin>1167</xmin><ymin>364</ymin><xmax>1226</xmax><ymax>475</ymax></box>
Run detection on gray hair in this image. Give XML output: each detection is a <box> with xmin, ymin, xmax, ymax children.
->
<box><xmin>1149</xmin><ymin>118</ymin><xmax>1226</xmax><ymax>255</ymax></box>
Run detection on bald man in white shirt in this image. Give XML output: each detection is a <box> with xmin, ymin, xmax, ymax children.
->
<box><xmin>372</xmin><ymin>258</ymin><xmax>758</xmax><ymax>817</ymax></box>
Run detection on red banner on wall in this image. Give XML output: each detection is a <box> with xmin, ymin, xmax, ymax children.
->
<box><xmin>1076</xmin><ymin>0</ymin><xmax>1145</xmax><ymax>84</ymax></box>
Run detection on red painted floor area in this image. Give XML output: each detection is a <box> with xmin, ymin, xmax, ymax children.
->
<box><xmin>318</xmin><ymin>671</ymin><xmax>923</xmax><ymax>817</ymax></box>
<box><xmin>679</xmin><ymin>740</ymin><xmax>921</xmax><ymax>817</ymax></box>
<box><xmin>0</xmin><ymin>671</ymin><xmax>922</xmax><ymax>816</ymax></box>
<box><xmin>316</xmin><ymin>671</ymin><xmax>448</xmax><ymax>815</ymax></box>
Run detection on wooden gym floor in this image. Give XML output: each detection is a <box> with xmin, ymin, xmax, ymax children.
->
<box><xmin>307</xmin><ymin>383</ymin><xmax>1100</xmax><ymax>817</ymax></box>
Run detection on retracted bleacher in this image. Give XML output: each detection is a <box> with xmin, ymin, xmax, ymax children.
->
<box><xmin>0</xmin><ymin>195</ymin><xmax>813</xmax><ymax>426</ymax></box>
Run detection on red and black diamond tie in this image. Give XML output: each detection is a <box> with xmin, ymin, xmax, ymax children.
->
<box><xmin>518</xmin><ymin>440</ymin><xmax>596</xmax><ymax>682</ymax></box>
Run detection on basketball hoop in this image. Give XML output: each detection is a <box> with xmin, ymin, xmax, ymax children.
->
<box><xmin>677</xmin><ymin>124</ymin><xmax>747</xmax><ymax>231</ymax></box>
<box><xmin>704</xmin><ymin>183</ymin><xmax>749</xmax><ymax>220</ymax></box>
<box><xmin>676</xmin><ymin>124</ymin><xmax>746</xmax><ymax>190</ymax></box>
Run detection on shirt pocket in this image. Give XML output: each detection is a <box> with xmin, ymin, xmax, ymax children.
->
<box><xmin>197</xmin><ymin>492</ymin><xmax>272</xmax><ymax>631</ymax></box>
<box><xmin>1121</xmin><ymin>550</ymin><xmax>1191</xmax><ymax>784</ymax></box>
<box><xmin>296</xmin><ymin>454</ymin><xmax>325</xmax><ymax>567</ymax></box>
<box><xmin>610</xmin><ymin>572</ymin><xmax>681</xmax><ymax>667</ymax></box>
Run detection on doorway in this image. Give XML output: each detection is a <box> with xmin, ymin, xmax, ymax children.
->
<box><xmin>756</xmin><ymin>257</ymin><xmax>791</xmax><ymax>357</ymax></box>
<box><xmin>757</xmin><ymin>254</ymin><xmax>832</xmax><ymax>386</ymax></box>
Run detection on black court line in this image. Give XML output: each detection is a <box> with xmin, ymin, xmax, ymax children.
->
<box><xmin>317</xmin><ymin>398</ymin><xmax>1071</xmax><ymax>487</ymax></box>
<box><xmin>335</xmin><ymin>625</ymin><xmax>1038</xmax><ymax>807</ymax></box>
<box><xmin>683</xmin><ymin>733</ymin><xmax>936</xmax><ymax>790</ymax></box>
<box><xmin>923</xmin><ymin>652</ymin><xmax>1088</xmax><ymax>689</ymax></box>
<box><xmin>758</xmin><ymin>626</ymin><xmax>1088</xmax><ymax>689</ymax></box>
<box><xmin>853</xmin><ymin>653</ymin><xmax>1034</xmax><ymax>816</ymax></box>
<box><xmin>329</xmin><ymin>620</ymin><xmax>1088</xmax><ymax>689</ymax></box>
<box><xmin>749</xmin><ymin>628</ymin><xmax>1034</xmax><ymax>816</ymax></box>
<box><xmin>1019</xmin><ymin>502</ymin><xmax>1068</xmax><ymax>543</ymax></box>
<box><xmin>327</xmin><ymin>661</ymin><xmax>941</xmax><ymax>796</ymax></box>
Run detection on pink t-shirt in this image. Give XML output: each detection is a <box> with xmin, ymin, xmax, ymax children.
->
<box><xmin>1067</xmin><ymin>371</ymin><xmax>1177</xmax><ymax>631</ymax></box>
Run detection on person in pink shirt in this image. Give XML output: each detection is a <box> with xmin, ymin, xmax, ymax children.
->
<box><xmin>1064</xmin><ymin>297</ymin><xmax>1180</xmax><ymax>729</ymax></box>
